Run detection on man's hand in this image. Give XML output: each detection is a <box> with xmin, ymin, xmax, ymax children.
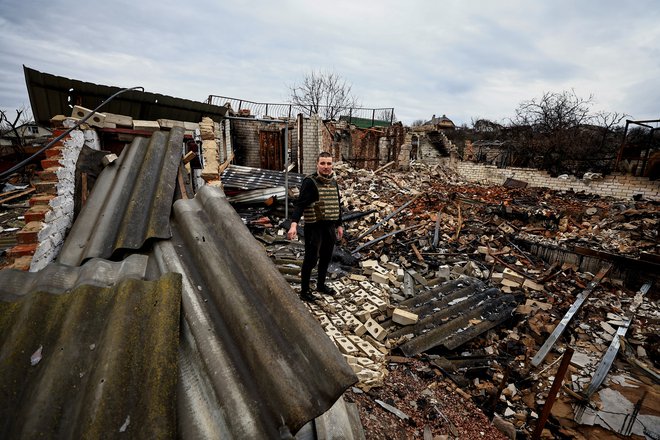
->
<box><xmin>337</xmin><ymin>226</ymin><xmax>344</xmax><ymax>241</ymax></box>
<box><xmin>287</xmin><ymin>222</ymin><xmax>298</xmax><ymax>240</ymax></box>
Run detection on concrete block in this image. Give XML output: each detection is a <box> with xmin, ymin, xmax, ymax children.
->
<box><xmin>133</xmin><ymin>120</ymin><xmax>160</xmax><ymax>132</ymax></box>
<box><xmin>104</xmin><ymin>112</ymin><xmax>133</xmax><ymax>127</ymax></box>
<box><xmin>371</xmin><ymin>271</ymin><xmax>389</xmax><ymax>285</ymax></box>
<box><xmin>355</xmin><ymin>309</ymin><xmax>372</xmax><ymax>323</ymax></box>
<box><xmin>503</xmin><ymin>268</ymin><xmax>525</xmax><ymax>284</ymax></box>
<box><xmin>367</xmin><ymin>295</ymin><xmax>388</xmax><ymax>311</ymax></box>
<box><xmin>364</xmin><ymin>318</ymin><xmax>387</xmax><ymax>341</ymax></box>
<box><xmin>392</xmin><ymin>308</ymin><xmax>419</xmax><ymax>325</ymax></box>
<box><xmin>334</xmin><ymin>336</ymin><xmax>359</xmax><ymax>355</ymax></box>
<box><xmin>354</xmin><ymin>323</ymin><xmax>367</xmax><ymax>337</ymax></box>
<box><xmin>157</xmin><ymin>118</ymin><xmax>185</xmax><ymax>129</ymax></box>
<box><xmin>71</xmin><ymin>105</ymin><xmax>106</xmax><ymax>128</ymax></box>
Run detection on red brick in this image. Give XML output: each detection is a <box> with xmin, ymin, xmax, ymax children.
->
<box><xmin>36</xmin><ymin>167</ymin><xmax>59</xmax><ymax>182</ymax></box>
<box><xmin>29</xmin><ymin>194</ymin><xmax>56</xmax><ymax>206</ymax></box>
<box><xmin>45</xmin><ymin>146</ymin><xmax>64</xmax><ymax>158</ymax></box>
<box><xmin>24</xmin><ymin>205</ymin><xmax>51</xmax><ymax>223</ymax></box>
<box><xmin>33</xmin><ymin>180</ymin><xmax>58</xmax><ymax>195</ymax></box>
<box><xmin>17</xmin><ymin>221</ymin><xmax>43</xmax><ymax>245</ymax></box>
<box><xmin>51</xmin><ymin>128</ymin><xmax>70</xmax><ymax>137</ymax></box>
<box><xmin>8</xmin><ymin>243</ymin><xmax>38</xmax><ymax>257</ymax></box>
<box><xmin>8</xmin><ymin>255</ymin><xmax>32</xmax><ymax>271</ymax></box>
<box><xmin>40</xmin><ymin>158</ymin><xmax>61</xmax><ymax>169</ymax></box>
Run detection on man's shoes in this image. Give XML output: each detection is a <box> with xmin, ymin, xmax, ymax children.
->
<box><xmin>316</xmin><ymin>284</ymin><xmax>335</xmax><ymax>296</ymax></box>
<box><xmin>300</xmin><ymin>291</ymin><xmax>318</xmax><ymax>302</ymax></box>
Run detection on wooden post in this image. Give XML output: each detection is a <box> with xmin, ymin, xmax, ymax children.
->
<box><xmin>532</xmin><ymin>348</ymin><xmax>574</xmax><ymax>439</ymax></box>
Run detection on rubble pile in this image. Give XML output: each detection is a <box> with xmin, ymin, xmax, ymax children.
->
<box><xmin>246</xmin><ymin>161</ymin><xmax>659</xmax><ymax>439</ymax></box>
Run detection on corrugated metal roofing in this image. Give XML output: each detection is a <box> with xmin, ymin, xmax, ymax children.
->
<box><xmin>153</xmin><ymin>184</ymin><xmax>357</xmax><ymax>438</ymax></box>
<box><xmin>0</xmin><ymin>271</ymin><xmax>181</xmax><ymax>439</ymax></box>
<box><xmin>24</xmin><ymin>66</ymin><xmax>227</xmax><ymax>126</ymax></box>
<box><xmin>384</xmin><ymin>277</ymin><xmax>518</xmax><ymax>356</ymax></box>
<box><xmin>221</xmin><ymin>164</ymin><xmax>305</xmax><ymax>190</ymax></box>
<box><xmin>57</xmin><ymin>128</ymin><xmax>184</xmax><ymax>266</ymax></box>
<box><xmin>0</xmin><ymin>254</ymin><xmax>149</xmax><ymax>300</ymax></box>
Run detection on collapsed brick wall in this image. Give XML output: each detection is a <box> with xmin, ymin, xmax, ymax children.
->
<box><xmin>454</xmin><ymin>161</ymin><xmax>660</xmax><ymax>201</ymax></box>
<box><xmin>230</xmin><ymin>119</ymin><xmax>262</xmax><ymax>167</ymax></box>
<box><xmin>30</xmin><ymin>128</ymin><xmax>100</xmax><ymax>271</ymax></box>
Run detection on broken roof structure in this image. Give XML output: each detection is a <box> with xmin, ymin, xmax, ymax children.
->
<box><xmin>2</xmin><ymin>67</ymin><xmax>659</xmax><ymax>439</ymax></box>
<box><xmin>0</xmin><ymin>118</ymin><xmax>358</xmax><ymax>437</ymax></box>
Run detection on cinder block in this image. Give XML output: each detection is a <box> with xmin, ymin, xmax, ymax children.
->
<box><xmin>364</xmin><ymin>318</ymin><xmax>387</xmax><ymax>341</ymax></box>
<box><xmin>103</xmin><ymin>112</ymin><xmax>133</xmax><ymax>127</ymax></box>
<box><xmin>371</xmin><ymin>271</ymin><xmax>389</xmax><ymax>285</ymax></box>
<box><xmin>133</xmin><ymin>120</ymin><xmax>160</xmax><ymax>132</ymax></box>
<box><xmin>367</xmin><ymin>295</ymin><xmax>388</xmax><ymax>311</ymax></box>
<box><xmin>392</xmin><ymin>308</ymin><xmax>419</xmax><ymax>325</ymax></box>
<box><xmin>334</xmin><ymin>336</ymin><xmax>359</xmax><ymax>355</ymax></box>
<box><xmin>71</xmin><ymin>105</ymin><xmax>106</xmax><ymax>128</ymax></box>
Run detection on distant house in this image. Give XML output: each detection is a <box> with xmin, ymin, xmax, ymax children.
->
<box><xmin>0</xmin><ymin>122</ymin><xmax>52</xmax><ymax>154</ymax></box>
<box><xmin>423</xmin><ymin>114</ymin><xmax>455</xmax><ymax>129</ymax></box>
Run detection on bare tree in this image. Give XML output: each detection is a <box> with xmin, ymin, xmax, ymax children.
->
<box><xmin>0</xmin><ymin>107</ymin><xmax>32</xmax><ymax>155</ymax></box>
<box><xmin>509</xmin><ymin>90</ymin><xmax>595</xmax><ymax>174</ymax></box>
<box><xmin>289</xmin><ymin>70</ymin><xmax>359</xmax><ymax>120</ymax></box>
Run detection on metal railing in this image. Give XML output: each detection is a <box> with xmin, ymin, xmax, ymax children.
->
<box><xmin>207</xmin><ymin>95</ymin><xmax>395</xmax><ymax>127</ymax></box>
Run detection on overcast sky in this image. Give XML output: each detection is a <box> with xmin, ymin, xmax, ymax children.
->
<box><xmin>1</xmin><ymin>0</ymin><xmax>658</xmax><ymax>126</ymax></box>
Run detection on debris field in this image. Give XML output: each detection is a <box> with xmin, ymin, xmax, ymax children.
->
<box><xmin>239</xmin><ymin>161</ymin><xmax>660</xmax><ymax>439</ymax></box>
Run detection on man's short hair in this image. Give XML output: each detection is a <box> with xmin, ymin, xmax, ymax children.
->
<box><xmin>318</xmin><ymin>151</ymin><xmax>333</xmax><ymax>160</ymax></box>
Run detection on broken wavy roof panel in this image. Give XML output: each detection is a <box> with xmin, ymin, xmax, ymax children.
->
<box><xmin>58</xmin><ymin>127</ymin><xmax>183</xmax><ymax>266</ymax></box>
<box><xmin>153</xmin><ymin>185</ymin><xmax>357</xmax><ymax>438</ymax></box>
<box><xmin>383</xmin><ymin>277</ymin><xmax>518</xmax><ymax>356</ymax></box>
<box><xmin>0</xmin><ymin>271</ymin><xmax>181</xmax><ymax>439</ymax></box>
<box><xmin>221</xmin><ymin>164</ymin><xmax>304</xmax><ymax>191</ymax></box>
<box><xmin>0</xmin><ymin>254</ymin><xmax>149</xmax><ymax>300</ymax></box>
<box><xmin>24</xmin><ymin>66</ymin><xmax>227</xmax><ymax>126</ymax></box>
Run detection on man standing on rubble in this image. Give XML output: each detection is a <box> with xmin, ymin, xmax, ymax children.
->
<box><xmin>287</xmin><ymin>151</ymin><xmax>344</xmax><ymax>302</ymax></box>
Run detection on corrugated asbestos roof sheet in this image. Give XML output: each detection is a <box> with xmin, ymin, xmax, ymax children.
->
<box><xmin>58</xmin><ymin>127</ymin><xmax>184</xmax><ymax>266</ymax></box>
<box><xmin>154</xmin><ymin>184</ymin><xmax>357</xmax><ymax>438</ymax></box>
<box><xmin>0</xmin><ymin>271</ymin><xmax>181</xmax><ymax>439</ymax></box>
<box><xmin>221</xmin><ymin>164</ymin><xmax>305</xmax><ymax>191</ymax></box>
<box><xmin>1</xmin><ymin>125</ymin><xmax>359</xmax><ymax>437</ymax></box>
<box><xmin>24</xmin><ymin>66</ymin><xmax>227</xmax><ymax>126</ymax></box>
<box><xmin>0</xmin><ymin>254</ymin><xmax>148</xmax><ymax>300</ymax></box>
<box><xmin>384</xmin><ymin>277</ymin><xmax>518</xmax><ymax>356</ymax></box>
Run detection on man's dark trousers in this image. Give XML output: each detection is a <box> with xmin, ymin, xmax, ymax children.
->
<box><xmin>300</xmin><ymin>220</ymin><xmax>337</xmax><ymax>293</ymax></box>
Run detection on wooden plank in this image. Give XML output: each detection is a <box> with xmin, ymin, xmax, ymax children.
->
<box><xmin>0</xmin><ymin>187</ymin><xmax>35</xmax><ymax>205</ymax></box>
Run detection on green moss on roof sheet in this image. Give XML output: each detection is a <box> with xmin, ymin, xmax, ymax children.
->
<box><xmin>0</xmin><ymin>272</ymin><xmax>182</xmax><ymax>439</ymax></box>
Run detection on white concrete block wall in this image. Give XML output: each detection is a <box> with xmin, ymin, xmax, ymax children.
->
<box><xmin>301</xmin><ymin>115</ymin><xmax>321</xmax><ymax>174</ymax></box>
<box><xmin>455</xmin><ymin>162</ymin><xmax>660</xmax><ymax>201</ymax></box>
<box><xmin>30</xmin><ymin>128</ymin><xmax>100</xmax><ymax>271</ymax></box>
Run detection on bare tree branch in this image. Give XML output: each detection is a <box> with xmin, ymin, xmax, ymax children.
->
<box><xmin>289</xmin><ymin>70</ymin><xmax>359</xmax><ymax>120</ymax></box>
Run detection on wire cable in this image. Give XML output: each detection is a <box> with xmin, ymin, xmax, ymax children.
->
<box><xmin>0</xmin><ymin>86</ymin><xmax>144</xmax><ymax>180</ymax></box>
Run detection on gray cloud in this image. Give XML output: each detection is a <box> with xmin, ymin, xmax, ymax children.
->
<box><xmin>1</xmin><ymin>0</ymin><xmax>658</xmax><ymax>126</ymax></box>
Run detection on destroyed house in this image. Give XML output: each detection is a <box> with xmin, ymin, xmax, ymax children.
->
<box><xmin>0</xmin><ymin>67</ymin><xmax>659</xmax><ymax>439</ymax></box>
